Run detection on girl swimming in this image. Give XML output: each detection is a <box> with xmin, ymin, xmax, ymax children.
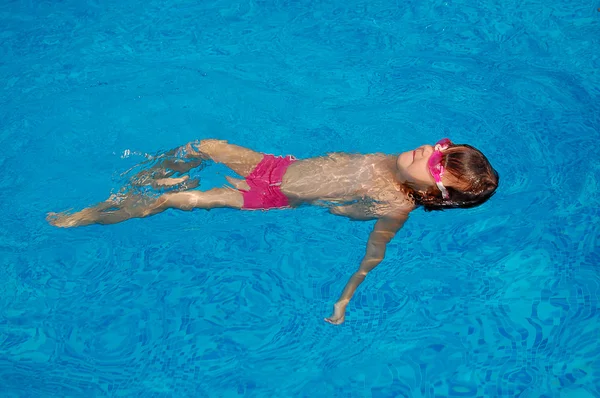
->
<box><xmin>48</xmin><ymin>138</ymin><xmax>499</xmax><ymax>324</ymax></box>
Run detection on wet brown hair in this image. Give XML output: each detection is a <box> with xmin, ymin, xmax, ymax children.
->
<box><xmin>404</xmin><ymin>143</ymin><xmax>499</xmax><ymax>212</ymax></box>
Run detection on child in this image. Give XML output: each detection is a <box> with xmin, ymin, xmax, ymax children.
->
<box><xmin>47</xmin><ymin>138</ymin><xmax>499</xmax><ymax>324</ymax></box>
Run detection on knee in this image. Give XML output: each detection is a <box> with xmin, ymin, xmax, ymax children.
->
<box><xmin>198</xmin><ymin>139</ymin><xmax>228</xmax><ymax>154</ymax></box>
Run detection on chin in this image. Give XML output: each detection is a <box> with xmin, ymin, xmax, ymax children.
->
<box><xmin>395</xmin><ymin>155</ymin><xmax>403</xmax><ymax>171</ymax></box>
<box><xmin>397</xmin><ymin>151</ymin><xmax>410</xmax><ymax>168</ymax></box>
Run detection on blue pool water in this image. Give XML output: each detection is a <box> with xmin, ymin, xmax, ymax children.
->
<box><xmin>1</xmin><ymin>0</ymin><xmax>599</xmax><ymax>396</ymax></box>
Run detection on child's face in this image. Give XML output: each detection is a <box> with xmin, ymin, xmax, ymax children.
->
<box><xmin>396</xmin><ymin>144</ymin><xmax>450</xmax><ymax>191</ymax></box>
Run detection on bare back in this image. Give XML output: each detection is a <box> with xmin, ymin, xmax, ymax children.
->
<box><xmin>281</xmin><ymin>153</ymin><xmax>413</xmax><ymax>219</ymax></box>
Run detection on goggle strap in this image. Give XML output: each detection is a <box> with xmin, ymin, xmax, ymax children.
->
<box><xmin>436</xmin><ymin>181</ymin><xmax>449</xmax><ymax>199</ymax></box>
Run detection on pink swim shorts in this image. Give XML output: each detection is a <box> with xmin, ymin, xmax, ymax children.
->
<box><xmin>241</xmin><ymin>154</ymin><xmax>296</xmax><ymax>210</ymax></box>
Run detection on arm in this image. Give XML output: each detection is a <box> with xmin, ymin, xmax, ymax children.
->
<box><xmin>325</xmin><ymin>214</ymin><xmax>408</xmax><ymax>325</ymax></box>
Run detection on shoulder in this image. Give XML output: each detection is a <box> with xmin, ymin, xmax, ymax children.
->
<box><xmin>370</xmin><ymin>189</ymin><xmax>415</xmax><ymax>217</ymax></box>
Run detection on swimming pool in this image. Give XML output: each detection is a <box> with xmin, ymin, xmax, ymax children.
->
<box><xmin>1</xmin><ymin>0</ymin><xmax>599</xmax><ymax>396</ymax></box>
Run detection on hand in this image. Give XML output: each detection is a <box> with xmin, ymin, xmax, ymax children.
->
<box><xmin>324</xmin><ymin>302</ymin><xmax>347</xmax><ymax>325</ymax></box>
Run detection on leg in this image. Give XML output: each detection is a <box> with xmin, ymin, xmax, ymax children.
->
<box><xmin>127</xmin><ymin>139</ymin><xmax>261</xmax><ymax>188</ymax></box>
<box><xmin>185</xmin><ymin>139</ymin><xmax>264</xmax><ymax>177</ymax></box>
<box><xmin>126</xmin><ymin>149</ymin><xmax>204</xmax><ymax>186</ymax></box>
<box><xmin>47</xmin><ymin>188</ymin><xmax>243</xmax><ymax>228</ymax></box>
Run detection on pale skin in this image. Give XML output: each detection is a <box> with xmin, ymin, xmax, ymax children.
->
<box><xmin>47</xmin><ymin>139</ymin><xmax>457</xmax><ymax>324</ymax></box>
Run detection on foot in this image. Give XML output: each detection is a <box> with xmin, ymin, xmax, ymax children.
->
<box><xmin>129</xmin><ymin>171</ymin><xmax>200</xmax><ymax>193</ymax></box>
<box><xmin>46</xmin><ymin>208</ymin><xmax>98</xmax><ymax>228</ymax></box>
<box><xmin>151</xmin><ymin>175</ymin><xmax>192</xmax><ymax>189</ymax></box>
<box><xmin>324</xmin><ymin>302</ymin><xmax>347</xmax><ymax>325</ymax></box>
<box><xmin>46</xmin><ymin>195</ymin><xmax>132</xmax><ymax>228</ymax></box>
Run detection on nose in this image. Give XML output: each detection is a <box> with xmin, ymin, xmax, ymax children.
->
<box><xmin>421</xmin><ymin>145</ymin><xmax>434</xmax><ymax>157</ymax></box>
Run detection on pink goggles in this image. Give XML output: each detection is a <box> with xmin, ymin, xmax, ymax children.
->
<box><xmin>427</xmin><ymin>138</ymin><xmax>452</xmax><ymax>199</ymax></box>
